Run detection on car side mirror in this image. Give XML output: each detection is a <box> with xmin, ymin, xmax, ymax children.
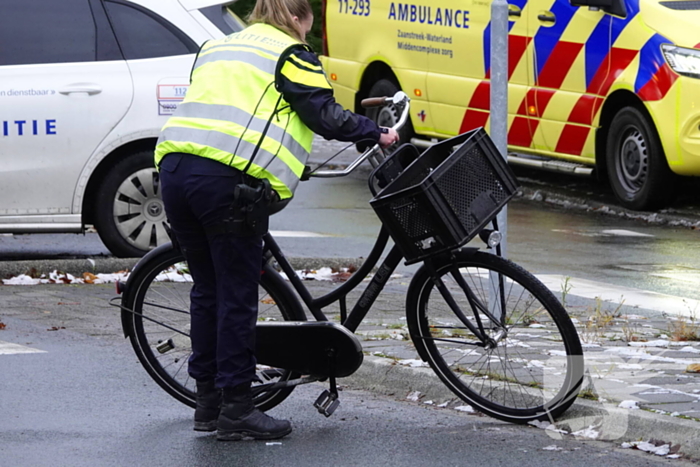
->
<box><xmin>569</xmin><ymin>0</ymin><xmax>627</xmax><ymax>17</ymax></box>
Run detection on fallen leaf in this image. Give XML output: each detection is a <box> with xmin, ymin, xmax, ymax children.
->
<box><xmin>686</xmin><ymin>363</ymin><xmax>700</xmax><ymax>373</ymax></box>
<box><xmin>83</xmin><ymin>272</ymin><xmax>98</xmax><ymax>284</ymax></box>
<box><xmin>260</xmin><ymin>297</ymin><xmax>276</xmax><ymax>305</ymax></box>
<box><xmin>332</xmin><ymin>271</ymin><xmax>353</xmax><ymax>282</ymax></box>
<box><xmin>26</xmin><ymin>268</ymin><xmax>41</xmax><ymax>279</ymax></box>
<box><xmin>47</xmin><ymin>326</ymin><xmax>66</xmax><ymax>331</ymax></box>
<box><xmin>0</xmin><ymin>322</ymin><xmax>6</xmax><ymax>330</ymax></box>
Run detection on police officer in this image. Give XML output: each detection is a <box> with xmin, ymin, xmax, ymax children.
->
<box><xmin>156</xmin><ymin>0</ymin><xmax>398</xmax><ymax>441</ymax></box>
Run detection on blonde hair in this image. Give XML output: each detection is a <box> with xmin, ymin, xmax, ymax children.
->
<box><xmin>249</xmin><ymin>0</ymin><xmax>313</xmax><ymax>43</ymax></box>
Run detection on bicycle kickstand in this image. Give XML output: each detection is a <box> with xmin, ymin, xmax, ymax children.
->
<box><xmin>313</xmin><ymin>348</ymin><xmax>341</xmax><ymax>417</ymax></box>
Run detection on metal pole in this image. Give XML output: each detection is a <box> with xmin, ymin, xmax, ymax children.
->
<box><xmin>490</xmin><ymin>0</ymin><xmax>509</xmax><ymax>258</ymax></box>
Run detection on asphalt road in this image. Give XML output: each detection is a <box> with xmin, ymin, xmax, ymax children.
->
<box><xmin>0</xmin><ymin>310</ymin><xmax>694</xmax><ymax>467</ymax></box>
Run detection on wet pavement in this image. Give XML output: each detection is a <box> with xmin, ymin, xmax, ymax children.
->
<box><xmin>1</xmin><ymin>275</ymin><xmax>700</xmax><ymax>458</ymax></box>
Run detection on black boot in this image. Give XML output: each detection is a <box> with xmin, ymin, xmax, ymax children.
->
<box><xmin>217</xmin><ymin>383</ymin><xmax>292</xmax><ymax>441</ymax></box>
<box><xmin>194</xmin><ymin>380</ymin><xmax>221</xmax><ymax>432</ymax></box>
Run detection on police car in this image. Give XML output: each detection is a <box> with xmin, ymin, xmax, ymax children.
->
<box><xmin>320</xmin><ymin>0</ymin><xmax>700</xmax><ymax>211</ymax></box>
<box><xmin>0</xmin><ymin>0</ymin><xmax>243</xmax><ymax>257</ymax></box>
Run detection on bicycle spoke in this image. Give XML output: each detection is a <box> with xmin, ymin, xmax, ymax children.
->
<box><xmin>412</xmin><ymin>252</ymin><xmax>582</xmax><ymax>420</ymax></box>
<box><xmin>124</xmin><ymin>252</ymin><xmax>304</xmax><ymax>411</ymax></box>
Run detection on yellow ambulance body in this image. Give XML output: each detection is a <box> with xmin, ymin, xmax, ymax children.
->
<box><xmin>320</xmin><ymin>0</ymin><xmax>700</xmax><ymax>210</ymax></box>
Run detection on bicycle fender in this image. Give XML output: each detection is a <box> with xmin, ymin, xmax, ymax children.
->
<box><xmin>405</xmin><ymin>247</ymin><xmax>481</xmax><ymax>362</ymax></box>
<box><xmin>261</xmin><ymin>262</ymin><xmax>307</xmax><ymax>321</ymax></box>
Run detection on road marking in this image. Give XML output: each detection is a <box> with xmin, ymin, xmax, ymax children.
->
<box><xmin>536</xmin><ymin>275</ymin><xmax>699</xmax><ymax>318</ymax></box>
<box><xmin>0</xmin><ymin>341</ymin><xmax>46</xmax><ymax>355</ymax></box>
<box><xmin>600</xmin><ymin>229</ymin><xmax>653</xmax><ymax>237</ymax></box>
<box><xmin>270</xmin><ymin>230</ymin><xmax>330</xmax><ymax>238</ymax></box>
<box><xmin>551</xmin><ymin>229</ymin><xmax>654</xmax><ymax>238</ymax></box>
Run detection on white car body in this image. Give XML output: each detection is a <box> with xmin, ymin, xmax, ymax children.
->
<box><xmin>0</xmin><ymin>0</ymin><xmax>242</xmax><ymax>256</ymax></box>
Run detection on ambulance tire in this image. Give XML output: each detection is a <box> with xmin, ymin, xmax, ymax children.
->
<box><xmin>358</xmin><ymin>78</ymin><xmax>415</xmax><ymax>152</ymax></box>
<box><xmin>94</xmin><ymin>151</ymin><xmax>168</xmax><ymax>258</ymax></box>
<box><xmin>605</xmin><ymin>106</ymin><xmax>677</xmax><ymax>211</ymax></box>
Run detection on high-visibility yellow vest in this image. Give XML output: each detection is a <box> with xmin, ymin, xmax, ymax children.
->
<box><xmin>155</xmin><ymin>23</ymin><xmax>317</xmax><ymax>200</ymax></box>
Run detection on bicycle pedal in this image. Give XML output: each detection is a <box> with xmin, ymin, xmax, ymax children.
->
<box><xmin>313</xmin><ymin>389</ymin><xmax>340</xmax><ymax>417</ymax></box>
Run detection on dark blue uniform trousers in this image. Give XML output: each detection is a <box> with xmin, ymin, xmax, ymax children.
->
<box><xmin>159</xmin><ymin>153</ymin><xmax>262</xmax><ymax>389</ymax></box>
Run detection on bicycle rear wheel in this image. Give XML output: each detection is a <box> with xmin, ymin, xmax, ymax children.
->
<box><xmin>406</xmin><ymin>250</ymin><xmax>584</xmax><ymax>423</ymax></box>
<box><xmin>121</xmin><ymin>246</ymin><xmax>304</xmax><ymax>411</ymax></box>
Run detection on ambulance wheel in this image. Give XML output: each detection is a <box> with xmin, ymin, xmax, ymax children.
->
<box><xmin>605</xmin><ymin>106</ymin><xmax>677</xmax><ymax>211</ymax></box>
<box><xmin>359</xmin><ymin>78</ymin><xmax>415</xmax><ymax>152</ymax></box>
<box><xmin>94</xmin><ymin>151</ymin><xmax>169</xmax><ymax>257</ymax></box>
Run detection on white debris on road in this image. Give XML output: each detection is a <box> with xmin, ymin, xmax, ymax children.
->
<box><xmin>2</xmin><ymin>270</ymin><xmax>129</xmax><ymax>285</ymax></box>
<box><xmin>618</xmin><ymin>400</ymin><xmax>639</xmax><ymax>409</ymax></box>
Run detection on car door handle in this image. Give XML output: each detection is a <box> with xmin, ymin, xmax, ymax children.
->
<box><xmin>58</xmin><ymin>84</ymin><xmax>103</xmax><ymax>95</ymax></box>
<box><xmin>508</xmin><ymin>5</ymin><xmax>522</xmax><ymax>17</ymax></box>
<box><xmin>537</xmin><ymin>12</ymin><xmax>556</xmax><ymax>23</ymax></box>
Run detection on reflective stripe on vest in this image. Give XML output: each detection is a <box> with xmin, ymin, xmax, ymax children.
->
<box><xmin>193</xmin><ymin>49</ymin><xmax>277</xmax><ymax>75</ymax></box>
<box><xmin>154</xmin><ymin>23</ymin><xmax>314</xmax><ymax>200</ymax></box>
<box><xmin>158</xmin><ymin>126</ymin><xmax>300</xmax><ymax>191</ymax></box>
<box><xmin>173</xmin><ymin>101</ymin><xmax>310</xmax><ymax>163</ymax></box>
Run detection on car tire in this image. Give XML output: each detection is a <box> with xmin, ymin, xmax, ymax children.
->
<box><xmin>94</xmin><ymin>151</ymin><xmax>169</xmax><ymax>258</ymax></box>
<box><xmin>605</xmin><ymin>106</ymin><xmax>677</xmax><ymax>211</ymax></box>
<box><xmin>358</xmin><ymin>78</ymin><xmax>415</xmax><ymax>152</ymax></box>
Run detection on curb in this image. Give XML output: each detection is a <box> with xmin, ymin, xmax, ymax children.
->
<box><xmin>0</xmin><ymin>256</ymin><xmax>367</xmax><ymax>279</ymax></box>
<box><xmin>516</xmin><ymin>185</ymin><xmax>700</xmax><ymax>229</ymax></box>
<box><xmin>345</xmin><ymin>356</ymin><xmax>700</xmax><ymax>460</ymax></box>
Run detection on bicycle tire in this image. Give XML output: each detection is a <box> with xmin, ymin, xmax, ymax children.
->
<box><xmin>406</xmin><ymin>250</ymin><xmax>584</xmax><ymax>423</ymax></box>
<box><xmin>121</xmin><ymin>246</ymin><xmax>304</xmax><ymax>411</ymax></box>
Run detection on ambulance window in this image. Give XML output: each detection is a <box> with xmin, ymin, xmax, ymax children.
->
<box><xmin>199</xmin><ymin>4</ymin><xmax>246</xmax><ymax>35</ymax></box>
<box><xmin>0</xmin><ymin>0</ymin><xmax>96</xmax><ymax>66</ymax></box>
<box><xmin>104</xmin><ymin>0</ymin><xmax>198</xmax><ymax>60</ymax></box>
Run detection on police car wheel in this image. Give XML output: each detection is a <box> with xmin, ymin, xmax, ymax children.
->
<box><xmin>94</xmin><ymin>151</ymin><xmax>169</xmax><ymax>257</ymax></box>
<box><xmin>359</xmin><ymin>78</ymin><xmax>415</xmax><ymax>152</ymax></box>
<box><xmin>605</xmin><ymin>106</ymin><xmax>676</xmax><ymax>211</ymax></box>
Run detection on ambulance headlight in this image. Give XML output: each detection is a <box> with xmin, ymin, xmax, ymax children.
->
<box><xmin>662</xmin><ymin>45</ymin><xmax>700</xmax><ymax>79</ymax></box>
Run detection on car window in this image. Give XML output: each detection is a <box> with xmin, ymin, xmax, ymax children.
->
<box><xmin>0</xmin><ymin>0</ymin><xmax>96</xmax><ymax>66</ymax></box>
<box><xmin>199</xmin><ymin>4</ymin><xmax>246</xmax><ymax>35</ymax></box>
<box><xmin>104</xmin><ymin>0</ymin><xmax>198</xmax><ymax>60</ymax></box>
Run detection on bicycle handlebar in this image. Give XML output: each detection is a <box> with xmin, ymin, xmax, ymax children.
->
<box><xmin>360</xmin><ymin>96</ymin><xmax>388</xmax><ymax>108</ymax></box>
<box><xmin>311</xmin><ymin>91</ymin><xmax>410</xmax><ymax>178</ymax></box>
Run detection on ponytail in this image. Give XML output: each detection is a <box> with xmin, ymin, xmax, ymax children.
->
<box><xmin>248</xmin><ymin>0</ymin><xmax>313</xmax><ymax>43</ymax></box>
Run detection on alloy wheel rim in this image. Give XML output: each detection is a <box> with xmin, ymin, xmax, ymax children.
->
<box><xmin>112</xmin><ymin>168</ymin><xmax>169</xmax><ymax>252</ymax></box>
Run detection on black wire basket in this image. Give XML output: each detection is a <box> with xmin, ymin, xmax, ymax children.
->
<box><xmin>369</xmin><ymin>128</ymin><xmax>520</xmax><ymax>264</ymax></box>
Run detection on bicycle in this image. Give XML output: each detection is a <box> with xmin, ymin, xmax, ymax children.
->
<box><xmin>112</xmin><ymin>92</ymin><xmax>584</xmax><ymax>424</ymax></box>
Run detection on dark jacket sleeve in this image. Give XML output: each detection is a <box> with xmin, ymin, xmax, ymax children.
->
<box><xmin>277</xmin><ymin>49</ymin><xmax>381</xmax><ymax>144</ymax></box>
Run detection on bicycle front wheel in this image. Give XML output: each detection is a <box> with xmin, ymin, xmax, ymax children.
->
<box><xmin>406</xmin><ymin>250</ymin><xmax>584</xmax><ymax>423</ymax></box>
<box><xmin>122</xmin><ymin>247</ymin><xmax>303</xmax><ymax>411</ymax></box>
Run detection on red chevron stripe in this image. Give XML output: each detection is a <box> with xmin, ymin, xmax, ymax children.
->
<box><xmin>460</xmin><ymin>110</ymin><xmax>490</xmax><ymax>133</ymax></box>
<box><xmin>638</xmin><ymin>63</ymin><xmax>678</xmax><ymax>101</ymax></box>
<box><xmin>695</xmin><ymin>42</ymin><xmax>700</xmax><ymax>49</ymax></box>
<box><xmin>508</xmin><ymin>35</ymin><xmax>532</xmax><ymax>79</ymax></box>
<box><xmin>586</xmin><ymin>47</ymin><xmax>638</xmax><ymax>95</ymax></box>
<box><xmin>508</xmin><ymin>88</ymin><xmax>555</xmax><ymax>149</ymax></box>
<box><xmin>508</xmin><ymin>117</ymin><xmax>535</xmax><ymax>147</ymax></box>
<box><xmin>469</xmin><ymin>81</ymin><xmax>490</xmax><ymax>110</ymax></box>
<box><xmin>537</xmin><ymin>41</ymin><xmax>584</xmax><ymax>89</ymax></box>
<box><xmin>532</xmin><ymin>89</ymin><xmax>555</xmax><ymax>117</ymax></box>
<box><xmin>460</xmin><ymin>81</ymin><xmax>490</xmax><ymax>132</ymax></box>
<box><xmin>555</xmin><ymin>124</ymin><xmax>590</xmax><ymax>155</ymax></box>
<box><xmin>515</xmin><ymin>89</ymin><xmax>555</xmax><ymax>117</ymax></box>
<box><xmin>568</xmin><ymin>95</ymin><xmax>604</xmax><ymax>125</ymax></box>
<box><xmin>460</xmin><ymin>35</ymin><xmax>531</xmax><ymax>136</ymax></box>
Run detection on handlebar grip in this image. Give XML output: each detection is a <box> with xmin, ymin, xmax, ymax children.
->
<box><xmin>361</xmin><ymin>96</ymin><xmax>388</xmax><ymax>108</ymax></box>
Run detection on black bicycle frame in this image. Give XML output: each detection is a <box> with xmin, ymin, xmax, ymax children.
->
<box><xmin>263</xmin><ymin>225</ymin><xmax>403</xmax><ymax>333</ymax></box>
<box><xmin>262</xmin><ymin>223</ymin><xmax>508</xmax><ymax>344</ymax></box>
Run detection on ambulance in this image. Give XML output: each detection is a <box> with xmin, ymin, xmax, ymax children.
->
<box><xmin>319</xmin><ymin>0</ymin><xmax>700</xmax><ymax>210</ymax></box>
